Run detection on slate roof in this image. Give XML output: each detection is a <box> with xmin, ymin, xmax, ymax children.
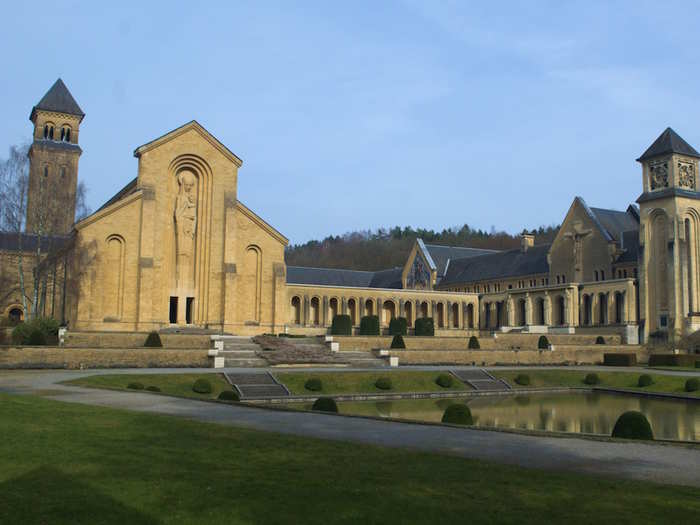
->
<box><xmin>286</xmin><ymin>266</ymin><xmax>403</xmax><ymax>289</ymax></box>
<box><xmin>424</xmin><ymin>243</ymin><xmax>499</xmax><ymax>276</ymax></box>
<box><xmin>30</xmin><ymin>79</ymin><xmax>84</xmax><ymax>121</ymax></box>
<box><xmin>637</xmin><ymin>127</ymin><xmax>700</xmax><ymax>161</ymax></box>
<box><xmin>0</xmin><ymin>232</ymin><xmax>72</xmax><ymax>252</ymax></box>
<box><xmin>440</xmin><ymin>244</ymin><xmax>551</xmax><ymax>286</ymax></box>
<box><xmin>588</xmin><ymin>206</ymin><xmax>639</xmax><ymax>242</ymax></box>
<box><xmin>617</xmin><ymin>230</ymin><xmax>639</xmax><ymax>264</ymax></box>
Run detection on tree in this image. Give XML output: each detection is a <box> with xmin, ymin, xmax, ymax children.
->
<box><xmin>0</xmin><ymin>143</ymin><xmax>91</xmax><ymax>321</ymax></box>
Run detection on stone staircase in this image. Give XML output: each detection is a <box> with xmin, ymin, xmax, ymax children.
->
<box><xmin>224</xmin><ymin>371</ymin><xmax>290</xmax><ymax>399</ymax></box>
<box><xmin>451</xmin><ymin>368</ymin><xmax>511</xmax><ymax>391</ymax></box>
<box><xmin>252</xmin><ymin>335</ymin><xmax>387</xmax><ymax>367</ymax></box>
<box><xmin>213</xmin><ymin>336</ymin><xmax>268</xmax><ymax>367</ymax></box>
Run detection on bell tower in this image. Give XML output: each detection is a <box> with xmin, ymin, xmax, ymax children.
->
<box><xmin>637</xmin><ymin>127</ymin><xmax>700</xmax><ymax>340</ymax></box>
<box><xmin>26</xmin><ymin>78</ymin><xmax>84</xmax><ymax>235</ymax></box>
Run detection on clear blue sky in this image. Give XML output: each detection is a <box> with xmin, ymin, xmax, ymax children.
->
<box><xmin>3</xmin><ymin>1</ymin><xmax>700</xmax><ymax>244</ymax></box>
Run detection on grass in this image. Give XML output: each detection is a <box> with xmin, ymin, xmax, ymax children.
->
<box><xmin>492</xmin><ymin>370</ymin><xmax>700</xmax><ymax>396</ymax></box>
<box><xmin>274</xmin><ymin>370</ymin><xmax>470</xmax><ymax>395</ymax></box>
<box><xmin>64</xmin><ymin>373</ymin><xmax>234</xmax><ymax>400</ymax></box>
<box><xmin>1</xmin><ymin>393</ymin><xmax>699</xmax><ymax>524</ymax></box>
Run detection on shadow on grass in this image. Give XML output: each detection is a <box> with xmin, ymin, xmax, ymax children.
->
<box><xmin>0</xmin><ymin>467</ymin><xmax>160</xmax><ymax>524</ymax></box>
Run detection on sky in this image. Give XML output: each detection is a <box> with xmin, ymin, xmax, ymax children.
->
<box><xmin>3</xmin><ymin>1</ymin><xmax>700</xmax><ymax>244</ymax></box>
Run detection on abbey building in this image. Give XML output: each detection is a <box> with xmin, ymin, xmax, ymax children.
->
<box><xmin>2</xmin><ymin>79</ymin><xmax>700</xmax><ymax>344</ymax></box>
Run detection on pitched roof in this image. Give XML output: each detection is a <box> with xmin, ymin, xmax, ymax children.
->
<box><xmin>286</xmin><ymin>266</ymin><xmax>403</xmax><ymax>289</ymax></box>
<box><xmin>588</xmin><ymin>206</ymin><xmax>639</xmax><ymax>242</ymax></box>
<box><xmin>617</xmin><ymin>230</ymin><xmax>639</xmax><ymax>264</ymax></box>
<box><xmin>30</xmin><ymin>79</ymin><xmax>84</xmax><ymax>121</ymax></box>
<box><xmin>637</xmin><ymin>127</ymin><xmax>700</xmax><ymax>161</ymax></box>
<box><xmin>424</xmin><ymin>243</ymin><xmax>499</xmax><ymax>277</ymax></box>
<box><xmin>440</xmin><ymin>244</ymin><xmax>550</xmax><ymax>286</ymax></box>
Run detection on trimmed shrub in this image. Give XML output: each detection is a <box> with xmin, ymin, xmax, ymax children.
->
<box><xmin>144</xmin><ymin>331</ymin><xmax>163</xmax><ymax>348</ymax></box>
<box><xmin>218</xmin><ymin>390</ymin><xmax>240</xmax><ymax>401</ymax></box>
<box><xmin>595</xmin><ymin>336</ymin><xmax>606</xmax><ymax>345</ymax></box>
<box><xmin>27</xmin><ymin>328</ymin><xmax>47</xmax><ymax>346</ymax></box>
<box><xmin>192</xmin><ymin>378</ymin><xmax>212</xmax><ymax>394</ymax></box>
<box><xmin>537</xmin><ymin>335</ymin><xmax>549</xmax><ymax>349</ymax></box>
<box><xmin>468</xmin><ymin>336</ymin><xmax>480</xmax><ymax>349</ymax></box>
<box><xmin>304</xmin><ymin>378</ymin><xmax>323</xmax><ymax>392</ymax></box>
<box><xmin>359</xmin><ymin>315</ymin><xmax>380</xmax><ymax>336</ymax></box>
<box><xmin>696</xmin><ymin>361</ymin><xmax>700</xmax><ymax>368</ymax></box>
<box><xmin>389</xmin><ymin>317</ymin><xmax>408</xmax><ymax>336</ymax></box>
<box><xmin>375</xmin><ymin>377</ymin><xmax>393</xmax><ymax>390</ymax></box>
<box><xmin>637</xmin><ymin>374</ymin><xmax>654</xmax><ymax>387</ymax></box>
<box><xmin>390</xmin><ymin>334</ymin><xmax>406</xmax><ymax>349</ymax></box>
<box><xmin>127</xmin><ymin>382</ymin><xmax>144</xmax><ymax>390</ymax></box>
<box><xmin>330</xmin><ymin>314</ymin><xmax>352</xmax><ymax>336</ymax></box>
<box><xmin>11</xmin><ymin>317</ymin><xmax>59</xmax><ymax>346</ymax></box>
<box><xmin>145</xmin><ymin>385</ymin><xmax>161</xmax><ymax>392</ymax></box>
<box><xmin>648</xmin><ymin>354</ymin><xmax>699</xmax><ymax>367</ymax></box>
<box><xmin>685</xmin><ymin>378</ymin><xmax>700</xmax><ymax>392</ymax></box>
<box><xmin>584</xmin><ymin>373</ymin><xmax>600</xmax><ymax>385</ymax></box>
<box><xmin>514</xmin><ymin>374</ymin><xmax>530</xmax><ymax>386</ymax></box>
<box><xmin>312</xmin><ymin>397</ymin><xmax>338</xmax><ymax>413</ymax></box>
<box><xmin>603</xmin><ymin>353</ymin><xmax>637</xmax><ymax>366</ymax></box>
<box><xmin>441</xmin><ymin>404</ymin><xmax>473</xmax><ymax>425</ymax></box>
<box><xmin>611</xmin><ymin>411</ymin><xmax>654</xmax><ymax>440</ymax></box>
<box><xmin>414</xmin><ymin>317</ymin><xmax>435</xmax><ymax>336</ymax></box>
<box><xmin>436</xmin><ymin>373</ymin><xmax>454</xmax><ymax>388</ymax></box>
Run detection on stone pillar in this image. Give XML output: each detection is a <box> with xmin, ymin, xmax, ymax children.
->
<box><xmin>490</xmin><ymin>302</ymin><xmax>497</xmax><ymax>329</ymax></box>
<box><xmin>543</xmin><ymin>292</ymin><xmax>551</xmax><ymax>326</ymax></box>
<box><xmin>359</xmin><ymin>296</ymin><xmax>364</xmax><ymax>318</ymax></box>
<box><xmin>322</xmin><ymin>296</ymin><xmax>329</xmax><ymax>326</ymax></box>
<box><xmin>446</xmin><ymin>300</ymin><xmax>452</xmax><ymax>328</ymax></box>
<box><xmin>303</xmin><ymin>295</ymin><xmax>309</xmax><ymax>326</ymax></box>
<box><xmin>341</xmin><ymin>297</ymin><xmax>347</xmax><ymax>315</ymax></box>
<box><xmin>524</xmin><ymin>294</ymin><xmax>532</xmax><ymax>326</ymax></box>
<box><xmin>431</xmin><ymin>300</ymin><xmax>436</xmax><ymax>319</ymax></box>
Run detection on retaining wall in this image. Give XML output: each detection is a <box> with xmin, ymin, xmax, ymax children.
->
<box><xmin>63</xmin><ymin>331</ymin><xmax>211</xmax><ymax>349</ymax></box>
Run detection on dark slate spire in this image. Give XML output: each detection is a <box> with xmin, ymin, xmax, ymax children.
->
<box><xmin>637</xmin><ymin>127</ymin><xmax>700</xmax><ymax>161</ymax></box>
<box><xmin>29</xmin><ymin>78</ymin><xmax>84</xmax><ymax>122</ymax></box>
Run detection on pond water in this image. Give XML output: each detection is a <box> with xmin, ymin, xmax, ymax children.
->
<box><xmin>291</xmin><ymin>393</ymin><xmax>699</xmax><ymax>441</ymax></box>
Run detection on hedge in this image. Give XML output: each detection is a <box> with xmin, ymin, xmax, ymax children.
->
<box><xmin>603</xmin><ymin>353</ymin><xmax>637</xmax><ymax>366</ymax></box>
<box><xmin>414</xmin><ymin>317</ymin><xmax>435</xmax><ymax>336</ymax></box>
<box><xmin>468</xmin><ymin>336</ymin><xmax>480</xmax><ymax>349</ymax></box>
<box><xmin>514</xmin><ymin>374</ymin><xmax>530</xmax><ymax>386</ymax></box>
<box><xmin>595</xmin><ymin>336</ymin><xmax>606</xmax><ymax>345</ymax></box>
<box><xmin>436</xmin><ymin>374</ymin><xmax>454</xmax><ymax>388</ymax></box>
<box><xmin>611</xmin><ymin>411</ymin><xmax>654</xmax><ymax>440</ymax></box>
<box><xmin>330</xmin><ymin>314</ymin><xmax>352</xmax><ymax>336</ymax></box>
<box><xmin>637</xmin><ymin>374</ymin><xmax>654</xmax><ymax>387</ymax></box>
<box><xmin>584</xmin><ymin>373</ymin><xmax>600</xmax><ymax>385</ymax></box>
<box><xmin>390</xmin><ymin>335</ymin><xmax>406</xmax><ymax>349</ymax></box>
<box><xmin>312</xmin><ymin>397</ymin><xmax>338</xmax><ymax>413</ymax></box>
<box><xmin>648</xmin><ymin>354</ymin><xmax>700</xmax><ymax>368</ymax></box>
<box><xmin>145</xmin><ymin>386</ymin><xmax>161</xmax><ymax>392</ymax></box>
<box><xmin>389</xmin><ymin>317</ymin><xmax>408</xmax><ymax>336</ymax></box>
<box><xmin>304</xmin><ymin>378</ymin><xmax>323</xmax><ymax>392</ymax></box>
<box><xmin>127</xmin><ymin>382</ymin><xmax>144</xmax><ymax>390</ymax></box>
<box><xmin>441</xmin><ymin>404</ymin><xmax>473</xmax><ymax>425</ymax></box>
<box><xmin>537</xmin><ymin>335</ymin><xmax>549</xmax><ymax>349</ymax></box>
<box><xmin>192</xmin><ymin>378</ymin><xmax>212</xmax><ymax>394</ymax></box>
<box><xmin>218</xmin><ymin>390</ymin><xmax>240</xmax><ymax>401</ymax></box>
<box><xmin>144</xmin><ymin>331</ymin><xmax>163</xmax><ymax>348</ymax></box>
<box><xmin>375</xmin><ymin>377</ymin><xmax>393</xmax><ymax>390</ymax></box>
<box><xmin>685</xmin><ymin>378</ymin><xmax>699</xmax><ymax>392</ymax></box>
<box><xmin>359</xmin><ymin>315</ymin><xmax>380</xmax><ymax>336</ymax></box>
<box><xmin>11</xmin><ymin>317</ymin><xmax>60</xmax><ymax>346</ymax></box>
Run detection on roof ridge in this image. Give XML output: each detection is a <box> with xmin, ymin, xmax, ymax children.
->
<box><xmin>286</xmin><ymin>265</ymin><xmax>376</xmax><ymax>274</ymax></box>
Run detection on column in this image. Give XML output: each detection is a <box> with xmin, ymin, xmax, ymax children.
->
<box><xmin>447</xmin><ymin>300</ymin><xmax>452</xmax><ymax>328</ymax></box>
<box><xmin>322</xmin><ymin>296</ymin><xmax>328</xmax><ymax>326</ymax></box>
<box><xmin>303</xmin><ymin>295</ymin><xmax>309</xmax><ymax>326</ymax></box>
<box><xmin>525</xmin><ymin>294</ymin><xmax>532</xmax><ymax>325</ymax></box>
<box><xmin>543</xmin><ymin>292</ymin><xmax>551</xmax><ymax>326</ymax></box>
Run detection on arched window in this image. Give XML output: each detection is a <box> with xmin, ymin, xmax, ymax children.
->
<box><xmin>329</xmin><ymin>297</ymin><xmax>339</xmax><ymax>323</ymax></box>
<box><xmin>404</xmin><ymin>301</ymin><xmax>413</xmax><ymax>326</ymax></box>
<box><xmin>61</xmin><ymin>126</ymin><xmax>71</xmax><ymax>142</ymax></box>
<box><xmin>48</xmin><ymin>126</ymin><xmax>54</xmax><ymax>140</ymax></box>
<box><xmin>466</xmin><ymin>303</ymin><xmax>474</xmax><ymax>328</ymax></box>
<box><xmin>60</xmin><ymin>167</ymin><xmax>66</xmax><ymax>179</ymax></box>
<box><xmin>347</xmin><ymin>298</ymin><xmax>357</xmax><ymax>326</ymax></box>
<box><xmin>310</xmin><ymin>297</ymin><xmax>320</xmax><ymax>325</ymax></box>
<box><xmin>291</xmin><ymin>296</ymin><xmax>301</xmax><ymax>325</ymax></box>
<box><xmin>43</xmin><ymin>125</ymin><xmax>49</xmax><ymax>139</ymax></box>
<box><xmin>43</xmin><ymin>166</ymin><xmax>49</xmax><ymax>178</ymax></box>
<box><xmin>451</xmin><ymin>303</ymin><xmax>459</xmax><ymax>328</ymax></box>
<box><xmin>8</xmin><ymin>307</ymin><xmax>23</xmax><ymax>324</ymax></box>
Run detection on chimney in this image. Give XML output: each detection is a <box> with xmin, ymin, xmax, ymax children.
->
<box><xmin>520</xmin><ymin>232</ymin><xmax>535</xmax><ymax>252</ymax></box>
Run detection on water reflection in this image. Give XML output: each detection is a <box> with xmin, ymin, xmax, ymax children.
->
<box><xmin>293</xmin><ymin>393</ymin><xmax>699</xmax><ymax>441</ymax></box>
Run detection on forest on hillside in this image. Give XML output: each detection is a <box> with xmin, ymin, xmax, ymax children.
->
<box><xmin>284</xmin><ymin>224</ymin><xmax>560</xmax><ymax>271</ymax></box>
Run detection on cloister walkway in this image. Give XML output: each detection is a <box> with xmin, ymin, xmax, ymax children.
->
<box><xmin>0</xmin><ymin>367</ymin><xmax>698</xmax><ymax>488</ymax></box>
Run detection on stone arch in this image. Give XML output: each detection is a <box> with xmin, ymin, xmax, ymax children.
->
<box><xmin>554</xmin><ymin>295</ymin><xmax>566</xmax><ymax>326</ymax></box>
<box><xmin>329</xmin><ymin>297</ymin><xmax>339</xmax><ymax>323</ymax></box>
<box><xmin>291</xmin><ymin>296</ymin><xmax>301</xmax><ymax>324</ymax></box>
<box><xmin>681</xmin><ymin>208</ymin><xmax>700</xmax><ymax>316</ymax></box>
<box><xmin>451</xmin><ymin>302</ymin><xmax>459</xmax><ymax>328</ymax></box>
<box><xmin>517</xmin><ymin>298</ymin><xmax>527</xmax><ymax>326</ymax></box>
<box><xmin>382</xmin><ymin>300</ymin><xmax>396</xmax><ymax>326</ymax></box>
<box><xmin>404</xmin><ymin>300</ymin><xmax>413</xmax><ymax>326</ymax></box>
<box><xmin>598</xmin><ymin>292</ymin><xmax>608</xmax><ymax>325</ymax></box>
<box><xmin>614</xmin><ymin>291</ymin><xmax>624</xmax><ymax>324</ymax></box>
<box><xmin>582</xmin><ymin>294</ymin><xmax>592</xmax><ymax>326</ymax></box>
<box><xmin>435</xmin><ymin>302</ymin><xmax>445</xmax><ymax>328</ymax></box>
<box><xmin>535</xmin><ymin>297</ymin><xmax>545</xmax><ymax>325</ymax></box>
<box><xmin>5</xmin><ymin>304</ymin><xmax>24</xmax><ymax>324</ymax></box>
<box><xmin>466</xmin><ymin>303</ymin><xmax>474</xmax><ymax>328</ymax></box>
<box><xmin>419</xmin><ymin>301</ymin><xmax>428</xmax><ymax>318</ymax></box>
<box><xmin>103</xmin><ymin>234</ymin><xmax>125</xmax><ymax>320</ymax></box>
<box><xmin>243</xmin><ymin>245</ymin><xmax>262</xmax><ymax>323</ymax></box>
<box><xmin>347</xmin><ymin>298</ymin><xmax>357</xmax><ymax>325</ymax></box>
<box><xmin>310</xmin><ymin>296</ymin><xmax>320</xmax><ymax>325</ymax></box>
<box><xmin>364</xmin><ymin>298</ymin><xmax>374</xmax><ymax>317</ymax></box>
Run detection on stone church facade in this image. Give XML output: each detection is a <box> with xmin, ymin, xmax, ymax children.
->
<box><xmin>3</xmin><ymin>79</ymin><xmax>700</xmax><ymax>343</ymax></box>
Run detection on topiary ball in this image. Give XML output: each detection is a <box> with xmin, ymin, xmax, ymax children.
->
<box><xmin>436</xmin><ymin>374</ymin><xmax>454</xmax><ymax>388</ymax></box>
<box><xmin>441</xmin><ymin>404</ymin><xmax>473</xmax><ymax>425</ymax></box>
<box><xmin>192</xmin><ymin>378</ymin><xmax>212</xmax><ymax>394</ymax></box>
<box><xmin>375</xmin><ymin>377</ymin><xmax>393</xmax><ymax>390</ymax></box>
<box><xmin>127</xmin><ymin>382</ymin><xmax>144</xmax><ymax>390</ymax></box>
<box><xmin>390</xmin><ymin>334</ymin><xmax>406</xmax><ymax>349</ymax></box>
<box><xmin>312</xmin><ymin>397</ymin><xmax>338</xmax><ymax>413</ymax></box>
<box><xmin>144</xmin><ymin>331</ymin><xmax>163</xmax><ymax>348</ymax></box>
<box><xmin>584</xmin><ymin>373</ymin><xmax>600</xmax><ymax>385</ymax></box>
<box><xmin>637</xmin><ymin>374</ymin><xmax>654</xmax><ymax>387</ymax></box>
<box><xmin>595</xmin><ymin>336</ymin><xmax>606</xmax><ymax>345</ymax></box>
<box><xmin>685</xmin><ymin>378</ymin><xmax>699</xmax><ymax>392</ymax></box>
<box><xmin>27</xmin><ymin>328</ymin><xmax>47</xmax><ymax>346</ymax></box>
<box><xmin>537</xmin><ymin>335</ymin><xmax>549</xmax><ymax>349</ymax></box>
<box><xmin>514</xmin><ymin>374</ymin><xmax>530</xmax><ymax>386</ymax></box>
<box><xmin>468</xmin><ymin>336</ymin><xmax>480</xmax><ymax>349</ymax></box>
<box><xmin>611</xmin><ymin>411</ymin><xmax>653</xmax><ymax>440</ymax></box>
<box><xmin>145</xmin><ymin>385</ymin><xmax>161</xmax><ymax>392</ymax></box>
<box><xmin>218</xmin><ymin>390</ymin><xmax>240</xmax><ymax>402</ymax></box>
<box><xmin>304</xmin><ymin>378</ymin><xmax>323</xmax><ymax>392</ymax></box>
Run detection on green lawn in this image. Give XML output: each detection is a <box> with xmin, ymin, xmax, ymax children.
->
<box><xmin>274</xmin><ymin>370</ymin><xmax>470</xmax><ymax>395</ymax></box>
<box><xmin>1</xmin><ymin>393</ymin><xmax>699</xmax><ymax>524</ymax></box>
<box><xmin>492</xmin><ymin>369</ymin><xmax>700</xmax><ymax>396</ymax></box>
<box><xmin>64</xmin><ymin>373</ymin><xmax>234</xmax><ymax>400</ymax></box>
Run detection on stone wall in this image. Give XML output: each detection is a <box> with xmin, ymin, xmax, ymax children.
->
<box><xmin>63</xmin><ymin>331</ymin><xmax>211</xmax><ymax>349</ymax></box>
<box><xmin>0</xmin><ymin>347</ymin><xmax>208</xmax><ymax>369</ymax></box>
<box><xmin>386</xmin><ymin>345</ymin><xmax>647</xmax><ymax>366</ymax></box>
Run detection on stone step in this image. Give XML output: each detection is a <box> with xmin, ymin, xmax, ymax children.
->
<box><xmin>219</xmin><ymin>350</ymin><xmax>258</xmax><ymax>356</ymax></box>
<box><xmin>236</xmin><ymin>384</ymin><xmax>290</xmax><ymax>398</ymax></box>
<box><xmin>223</xmin><ymin>358</ymin><xmax>269</xmax><ymax>367</ymax></box>
<box><xmin>451</xmin><ymin>369</ymin><xmax>492</xmax><ymax>381</ymax></box>
<box><xmin>468</xmin><ymin>379</ymin><xmax>511</xmax><ymax>391</ymax></box>
<box><xmin>225</xmin><ymin>372</ymin><xmax>278</xmax><ymax>385</ymax></box>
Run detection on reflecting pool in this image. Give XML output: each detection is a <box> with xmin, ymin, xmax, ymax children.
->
<box><xmin>291</xmin><ymin>393</ymin><xmax>699</xmax><ymax>441</ymax></box>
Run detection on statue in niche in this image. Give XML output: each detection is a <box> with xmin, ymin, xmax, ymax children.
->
<box><xmin>174</xmin><ymin>170</ymin><xmax>197</xmax><ymax>287</ymax></box>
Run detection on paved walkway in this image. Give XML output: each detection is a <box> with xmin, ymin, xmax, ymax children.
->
<box><xmin>1</xmin><ymin>368</ymin><xmax>699</xmax><ymax>487</ymax></box>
